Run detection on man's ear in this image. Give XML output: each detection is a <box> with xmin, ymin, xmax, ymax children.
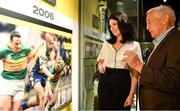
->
<box><xmin>162</xmin><ymin>14</ymin><xmax>169</xmax><ymax>25</ymax></box>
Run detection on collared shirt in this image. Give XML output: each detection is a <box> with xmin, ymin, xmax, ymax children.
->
<box><xmin>0</xmin><ymin>44</ymin><xmax>32</xmax><ymax>80</ymax></box>
<box><xmin>97</xmin><ymin>41</ymin><xmax>142</xmax><ymax>69</ymax></box>
<box><xmin>146</xmin><ymin>26</ymin><xmax>175</xmax><ymax>64</ymax></box>
<box><xmin>152</xmin><ymin>26</ymin><xmax>175</xmax><ymax>49</ymax></box>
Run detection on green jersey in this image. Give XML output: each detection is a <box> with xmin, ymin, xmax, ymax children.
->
<box><xmin>50</xmin><ymin>60</ymin><xmax>65</xmax><ymax>76</ymax></box>
<box><xmin>49</xmin><ymin>61</ymin><xmax>65</xmax><ymax>90</ymax></box>
<box><xmin>0</xmin><ymin>44</ymin><xmax>32</xmax><ymax>80</ymax></box>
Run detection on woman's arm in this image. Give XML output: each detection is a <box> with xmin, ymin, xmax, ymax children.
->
<box><xmin>124</xmin><ymin>69</ymin><xmax>138</xmax><ymax>107</ymax></box>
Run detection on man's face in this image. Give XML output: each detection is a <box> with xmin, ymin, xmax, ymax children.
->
<box><xmin>45</xmin><ymin>33</ymin><xmax>55</xmax><ymax>49</ymax></box>
<box><xmin>47</xmin><ymin>40</ymin><xmax>54</xmax><ymax>49</ymax></box>
<box><xmin>11</xmin><ymin>37</ymin><xmax>22</xmax><ymax>51</ymax></box>
<box><xmin>56</xmin><ymin>56</ymin><xmax>62</xmax><ymax>69</ymax></box>
<box><xmin>146</xmin><ymin>12</ymin><xmax>162</xmax><ymax>39</ymax></box>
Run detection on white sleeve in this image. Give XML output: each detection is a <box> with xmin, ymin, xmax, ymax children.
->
<box><xmin>97</xmin><ymin>41</ymin><xmax>106</xmax><ymax>62</ymax></box>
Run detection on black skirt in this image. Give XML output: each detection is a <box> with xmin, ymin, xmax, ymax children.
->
<box><xmin>98</xmin><ymin>67</ymin><xmax>131</xmax><ymax>110</ymax></box>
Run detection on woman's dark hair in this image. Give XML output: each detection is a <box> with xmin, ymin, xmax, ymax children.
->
<box><xmin>107</xmin><ymin>12</ymin><xmax>136</xmax><ymax>44</ymax></box>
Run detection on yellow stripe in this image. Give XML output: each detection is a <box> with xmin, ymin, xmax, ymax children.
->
<box><xmin>5</xmin><ymin>57</ymin><xmax>27</xmax><ymax>64</ymax></box>
<box><xmin>60</xmin><ymin>102</ymin><xmax>72</xmax><ymax>111</ymax></box>
<box><xmin>64</xmin><ymin>43</ymin><xmax>71</xmax><ymax>50</ymax></box>
<box><xmin>3</xmin><ymin>59</ymin><xmax>27</xmax><ymax>72</ymax></box>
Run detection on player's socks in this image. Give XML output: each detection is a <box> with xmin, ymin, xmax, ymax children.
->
<box><xmin>22</xmin><ymin>100</ymin><xmax>29</xmax><ymax>110</ymax></box>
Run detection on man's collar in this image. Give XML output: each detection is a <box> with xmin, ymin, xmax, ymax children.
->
<box><xmin>152</xmin><ymin>26</ymin><xmax>175</xmax><ymax>47</ymax></box>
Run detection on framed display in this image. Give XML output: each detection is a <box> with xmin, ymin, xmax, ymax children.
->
<box><xmin>0</xmin><ymin>6</ymin><xmax>72</xmax><ymax>110</ymax></box>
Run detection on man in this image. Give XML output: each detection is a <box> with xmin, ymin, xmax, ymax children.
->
<box><xmin>44</xmin><ymin>55</ymin><xmax>65</xmax><ymax>110</ymax></box>
<box><xmin>22</xmin><ymin>32</ymin><xmax>55</xmax><ymax>110</ymax></box>
<box><xmin>22</xmin><ymin>54</ymin><xmax>65</xmax><ymax>110</ymax></box>
<box><xmin>125</xmin><ymin>5</ymin><xmax>180</xmax><ymax>110</ymax></box>
<box><xmin>0</xmin><ymin>31</ymin><xmax>39</xmax><ymax>110</ymax></box>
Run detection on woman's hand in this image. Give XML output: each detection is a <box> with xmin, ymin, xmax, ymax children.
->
<box><xmin>98</xmin><ymin>59</ymin><xmax>106</xmax><ymax>74</ymax></box>
<box><xmin>124</xmin><ymin>93</ymin><xmax>134</xmax><ymax>107</ymax></box>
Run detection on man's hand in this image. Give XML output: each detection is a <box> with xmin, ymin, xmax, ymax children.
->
<box><xmin>124</xmin><ymin>50</ymin><xmax>143</xmax><ymax>73</ymax></box>
<box><xmin>49</xmin><ymin>74</ymin><xmax>54</xmax><ymax>80</ymax></box>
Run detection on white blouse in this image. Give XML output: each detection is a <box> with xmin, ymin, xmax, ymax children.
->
<box><xmin>97</xmin><ymin>41</ymin><xmax>142</xmax><ymax>69</ymax></box>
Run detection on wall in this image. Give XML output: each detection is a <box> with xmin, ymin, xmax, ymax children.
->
<box><xmin>0</xmin><ymin>0</ymin><xmax>79</xmax><ymax>110</ymax></box>
<box><xmin>79</xmin><ymin>0</ymin><xmax>107</xmax><ymax>110</ymax></box>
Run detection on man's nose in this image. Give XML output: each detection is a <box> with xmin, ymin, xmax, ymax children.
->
<box><xmin>146</xmin><ymin>25</ymin><xmax>149</xmax><ymax>30</ymax></box>
<box><xmin>18</xmin><ymin>44</ymin><xmax>21</xmax><ymax>48</ymax></box>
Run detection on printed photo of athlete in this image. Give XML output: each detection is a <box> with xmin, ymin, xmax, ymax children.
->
<box><xmin>0</xmin><ymin>30</ymin><xmax>39</xmax><ymax>110</ymax></box>
<box><xmin>22</xmin><ymin>32</ymin><xmax>56</xmax><ymax>111</ymax></box>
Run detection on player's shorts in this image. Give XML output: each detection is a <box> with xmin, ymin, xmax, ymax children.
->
<box><xmin>0</xmin><ymin>76</ymin><xmax>25</xmax><ymax>101</ymax></box>
<box><xmin>30</xmin><ymin>72</ymin><xmax>47</xmax><ymax>87</ymax></box>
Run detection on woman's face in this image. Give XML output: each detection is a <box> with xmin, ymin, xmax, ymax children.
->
<box><xmin>109</xmin><ymin>19</ymin><xmax>121</xmax><ymax>37</ymax></box>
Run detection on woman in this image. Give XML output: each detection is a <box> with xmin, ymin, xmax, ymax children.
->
<box><xmin>97</xmin><ymin>12</ymin><xmax>142</xmax><ymax>110</ymax></box>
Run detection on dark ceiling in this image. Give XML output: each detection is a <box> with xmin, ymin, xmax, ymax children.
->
<box><xmin>107</xmin><ymin>0</ymin><xmax>180</xmax><ymax>25</ymax></box>
<box><xmin>106</xmin><ymin>0</ymin><xmax>180</xmax><ymax>42</ymax></box>
<box><xmin>107</xmin><ymin>0</ymin><xmax>137</xmax><ymax>17</ymax></box>
<box><xmin>143</xmin><ymin>0</ymin><xmax>180</xmax><ymax>25</ymax></box>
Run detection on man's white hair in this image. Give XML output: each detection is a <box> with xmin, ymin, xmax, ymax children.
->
<box><xmin>147</xmin><ymin>5</ymin><xmax>176</xmax><ymax>26</ymax></box>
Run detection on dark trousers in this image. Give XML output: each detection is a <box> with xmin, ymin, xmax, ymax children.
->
<box><xmin>98</xmin><ymin>67</ymin><xmax>131</xmax><ymax>110</ymax></box>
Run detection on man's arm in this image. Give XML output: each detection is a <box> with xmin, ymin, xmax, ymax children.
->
<box><xmin>125</xmin><ymin>40</ymin><xmax>180</xmax><ymax>93</ymax></box>
<box><xmin>41</xmin><ymin>66</ymin><xmax>54</xmax><ymax>80</ymax></box>
<box><xmin>27</xmin><ymin>43</ymin><xmax>43</xmax><ymax>60</ymax></box>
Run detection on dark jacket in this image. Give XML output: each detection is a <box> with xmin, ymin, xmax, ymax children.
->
<box><xmin>139</xmin><ymin>28</ymin><xmax>180</xmax><ymax>110</ymax></box>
